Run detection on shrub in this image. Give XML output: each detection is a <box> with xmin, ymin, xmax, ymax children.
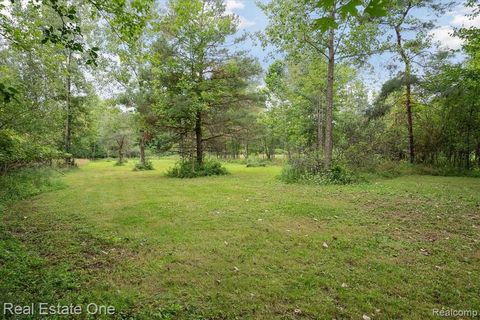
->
<box><xmin>133</xmin><ymin>160</ymin><xmax>154</xmax><ymax>171</ymax></box>
<box><xmin>114</xmin><ymin>159</ymin><xmax>128</xmax><ymax>166</ymax></box>
<box><xmin>374</xmin><ymin>160</ymin><xmax>404</xmax><ymax>178</ymax></box>
<box><xmin>246</xmin><ymin>156</ymin><xmax>267</xmax><ymax>167</ymax></box>
<box><xmin>166</xmin><ymin>159</ymin><xmax>229</xmax><ymax>178</ymax></box>
<box><xmin>369</xmin><ymin>161</ymin><xmax>480</xmax><ymax>178</ymax></box>
<box><xmin>280</xmin><ymin>154</ymin><xmax>359</xmax><ymax>185</ymax></box>
<box><xmin>0</xmin><ymin>168</ymin><xmax>65</xmax><ymax>211</ymax></box>
<box><xmin>414</xmin><ymin>165</ymin><xmax>480</xmax><ymax>177</ymax></box>
<box><xmin>0</xmin><ymin>129</ymin><xmax>64</xmax><ymax>172</ymax></box>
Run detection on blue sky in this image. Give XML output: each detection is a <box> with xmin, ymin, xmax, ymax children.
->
<box><xmin>224</xmin><ymin>0</ymin><xmax>274</xmax><ymax>70</ymax></box>
<box><xmin>226</xmin><ymin>0</ymin><xmax>480</xmax><ymax>91</ymax></box>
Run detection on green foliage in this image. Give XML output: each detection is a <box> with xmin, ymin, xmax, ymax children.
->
<box><xmin>166</xmin><ymin>159</ymin><xmax>229</xmax><ymax>178</ymax></box>
<box><xmin>367</xmin><ymin>73</ymin><xmax>419</xmax><ymax>119</ymax></box>
<box><xmin>0</xmin><ymin>168</ymin><xmax>64</xmax><ymax>211</ymax></box>
<box><xmin>363</xmin><ymin>0</ymin><xmax>389</xmax><ymax>18</ymax></box>
<box><xmin>114</xmin><ymin>159</ymin><xmax>128</xmax><ymax>166</ymax></box>
<box><xmin>280</xmin><ymin>155</ymin><xmax>359</xmax><ymax>185</ymax></box>
<box><xmin>133</xmin><ymin>160</ymin><xmax>154</xmax><ymax>171</ymax></box>
<box><xmin>415</xmin><ymin>165</ymin><xmax>480</xmax><ymax>178</ymax></box>
<box><xmin>0</xmin><ymin>129</ymin><xmax>64</xmax><ymax>171</ymax></box>
<box><xmin>149</xmin><ymin>0</ymin><xmax>262</xmax><ymax>164</ymax></box>
<box><xmin>0</xmin><ymin>82</ymin><xmax>18</xmax><ymax>103</ymax></box>
<box><xmin>313</xmin><ymin>0</ymin><xmax>390</xmax><ymax>30</ymax></box>
<box><xmin>1</xmin><ymin>0</ymin><xmax>153</xmax><ymax>66</ymax></box>
<box><xmin>245</xmin><ymin>156</ymin><xmax>267</xmax><ymax>168</ymax></box>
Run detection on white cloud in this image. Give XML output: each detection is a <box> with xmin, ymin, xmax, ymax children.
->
<box><xmin>429</xmin><ymin>5</ymin><xmax>480</xmax><ymax>50</ymax></box>
<box><xmin>224</xmin><ymin>0</ymin><xmax>255</xmax><ymax>29</ymax></box>
<box><xmin>225</xmin><ymin>0</ymin><xmax>245</xmax><ymax>13</ymax></box>
<box><xmin>238</xmin><ymin>16</ymin><xmax>256</xmax><ymax>29</ymax></box>
<box><xmin>430</xmin><ymin>26</ymin><xmax>463</xmax><ymax>50</ymax></box>
<box><xmin>450</xmin><ymin>7</ymin><xmax>480</xmax><ymax>28</ymax></box>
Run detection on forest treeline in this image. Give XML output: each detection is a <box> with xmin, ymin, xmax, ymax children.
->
<box><xmin>0</xmin><ymin>0</ymin><xmax>479</xmax><ymax>179</ymax></box>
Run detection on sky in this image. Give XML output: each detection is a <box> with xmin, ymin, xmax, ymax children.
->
<box><xmin>224</xmin><ymin>0</ymin><xmax>480</xmax><ymax>91</ymax></box>
<box><xmin>224</xmin><ymin>0</ymin><xmax>272</xmax><ymax>67</ymax></box>
<box><xmin>3</xmin><ymin>0</ymin><xmax>476</xmax><ymax>93</ymax></box>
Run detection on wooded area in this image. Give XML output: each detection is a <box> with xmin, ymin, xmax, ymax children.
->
<box><xmin>1</xmin><ymin>0</ymin><xmax>478</xmax><ymax>178</ymax></box>
<box><xmin>1</xmin><ymin>0</ymin><xmax>479</xmax><ymax>319</ymax></box>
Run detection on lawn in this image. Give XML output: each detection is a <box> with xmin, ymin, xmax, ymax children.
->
<box><xmin>2</xmin><ymin>159</ymin><xmax>480</xmax><ymax>319</ymax></box>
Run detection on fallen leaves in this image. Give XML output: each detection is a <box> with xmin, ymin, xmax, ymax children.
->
<box><xmin>420</xmin><ymin>248</ymin><xmax>429</xmax><ymax>256</ymax></box>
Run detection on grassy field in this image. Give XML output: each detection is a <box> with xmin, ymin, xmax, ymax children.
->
<box><xmin>2</xmin><ymin>159</ymin><xmax>480</xmax><ymax>319</ymax></box>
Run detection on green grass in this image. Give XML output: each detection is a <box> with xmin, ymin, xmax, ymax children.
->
<box><xmin>1</xmin><ymin>159</ymin><xmax>480</xmax><ymax>319</ymax></box>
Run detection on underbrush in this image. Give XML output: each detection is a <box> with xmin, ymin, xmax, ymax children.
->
<box><xmin>0</xmin><ymin>168</ymin><xmax>65</xmax><ymax>211</ymax></box>
<box><xmin>114</xmin><ymin>160</ymin><xmax>128</xmax><ymax>166</ymax></box>
<box><xmin>166</xmin><ymin>159</ymin><xmax>229</xmax><ymax>178</ymax></box>
<box><xmin>415</xmin><ymin>165</ymin><xmax>480</xmax><ymax>177</ymax></box>
<box><xmin>205</xmin><ymin>155</ymin><xmax>287</xmax><ymax>167</ymax></box>
<box><xmin>133</xmin><ymin>160</ymin><xmax>155</xmax><ymax>171</ymax></box>
<box><xmin>0</xmin><ymin>167</ymin><xmax>70</xmax><ymax>304</ymax></box>
<box><xmin>246</xmin><ymin>156</ymin><xmax>267</xmax><ymax>167</ymax></box>
<box><xmin>366</xmin><ymin>160</ymin><xmax>480</xmax><ymax>179</ymax></box>
<box><xmin>280</xmin><ymin>156</ymin><xmax>360</xmax><ymax>185</ymax></box>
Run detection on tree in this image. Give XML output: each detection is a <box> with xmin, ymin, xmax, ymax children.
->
<box><xmin>264</xmin><ymin>57</ymin><xmax>327</xmax><ymax>156</ymax></box>
<box><xmin>98</xmin><ymin>106</ymin><xmax>135</xmax><ymax>164</ymax></box>
<box><xmin>382</xmin><ymin>0</ymin><xmax>451</xmax><ymax>163</ymax></box>
<box><xmin>0</xmin><ymin>0</ymin><xmax>154</xmax><ymax>171</ymax></box>
<box><xmin>152</xmin><ymin>0</ymin><xmax>261</xmax><ymax>166</ymax></box>
<box><xmin>260</xmin><ymin>0</ymin><xmax>379</xmax><ymax>168</ymax></box>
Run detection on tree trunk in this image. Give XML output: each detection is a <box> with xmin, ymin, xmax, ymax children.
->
<box><xmin>139</xmin><ymin>132</ymin><xmax>146</xmax><ymax>166</ymax></box>
<box><xmin>466</xmin><ymin>104</ymin><xmax>474</xmax><ymax>170</ymax></box>
<box><xmin>324</xmin><ymin>15</ymin><xmax>335</xmax><ymax>169</ymax></box>
<box><xmin>476</xmin><ymin>142</ymin><xmax>480</xmax><ymax>167</ymax></box>
<box><xmin>64</xmin><ymin>51</ymin><xmax>73</xmax><ymax>166</ymax></box>
<box><xmin>405</xmin><ymin>77</ymin><xmax>415</xmax><ymax>163</ymax></box>
<box><xmin>264</xmin><ymin>139</ymin><xmax>271</xmax><ymax>160</ymax></box>
<box><xmin>117</xmin><ymin>136</ymin><xmax>125</xmax><ymax>164</ymax></box>
<box><xmin>395</xmin><ymin>26</ymin><xmax>415</xmax><ymax>163</ymax></box>
<box><xmin>119</xmin><ymin>150</ymin><xmax>123</xmax><ymax>164</ymax></box>
<box><xmin>317</xmin><ymin>98</ymin><xmax>323</xmax><ymax>152</ymax></box>
<box><xmin>195</xmin><ymin>110</ymin><xmax>203</xmax><ymax>166</ymax></box>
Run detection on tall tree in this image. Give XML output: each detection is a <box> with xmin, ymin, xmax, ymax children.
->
<box><xmin>260</xmin><ymin>0</ymin><xmax>379</xmax><ymax>168</ymax></box>
<box><xmin>153</xmin><ymin>0</ymin><xmax>261</xmax><ymax>166</ymax></box>
<box><xmin>383</xmin><ymin>0</ymin><xmax>451</xmax><ymax>163</ymax></box>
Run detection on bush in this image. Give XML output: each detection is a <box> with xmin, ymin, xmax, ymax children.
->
<box><xmin>246</xmin><ymin>156</ymin><xmax>267</xmax><ymax>167</ymax></box>
<box><xmin>374</xmin><ymin>160</ymin><xmax>405</xmax><ymax>178</ymax></box>
<box><xmin>114</xmin><ymin>159</ymin><xmax>128</xmax><ymax>166</ymax></box>
<box><xmin>0</xmin><ymin>168</ymin><xmax>65</xmax><ymax>211</ymax></box>
<box><xmin>369</xmin><ymin>161</ymin><xmax>480</xmax><ymax>178</ymax></box>
<box><xmin>0</xmin><ymin>129</ymin><xmax>64</xmax><ymax>172</ymax></box>
<box><xmin>414</xmin><ymin>165</ymin><xmax>480</xmax><ymax>177</ymax></box>
<box><xmin>133</xmin><ymin>160</ymin><xmax>154</xmax><ymax>171</ymax></box>
<box><xmin>280</xmin><ymin>155</ymin><xmax>359</xmax><ymax>185</ymax></box>
<box><xmin>166</xmin><ymin>159</ymin><xmax>229</xmax><ymax>178</ymax></box>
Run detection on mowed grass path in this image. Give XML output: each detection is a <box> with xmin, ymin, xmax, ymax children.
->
<box><xmin>3</xmin><ymin>159</ymin><xmax>480</xmax><ymax>319</ymax></box>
